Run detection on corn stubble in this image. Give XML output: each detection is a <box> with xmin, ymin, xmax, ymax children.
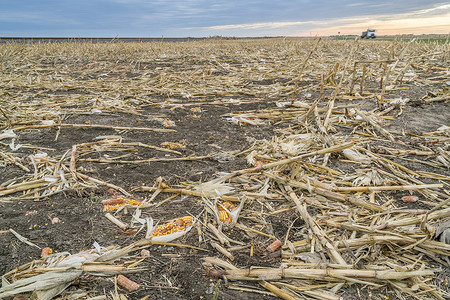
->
<box><xmin>0</xmin><ymin>37</ymin><xmax>449</xmax><ymax>299</ymax></box>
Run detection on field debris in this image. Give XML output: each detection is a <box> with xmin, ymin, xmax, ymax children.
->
<box><xmin>147</xmin><ymin>216</ymin><xmax>195</xmax><ymax>242</ymax></box>
<box><xmin>116</xmin><ymin>274</ymin><xmax>140</xmax><ymax>292</ymax></box>
<box><xmin>102</xmin><ymin>197</ymin><xmax>152</xmax><ymax>211</ymax></box>
<box><xmin>1</xmin><ymin>37</ymin><xmax>449</xmax><ymax>299</ymax></box>
<box><xmin>0</xmin><ymin>240</ymin><xmax>150</xmax><ymax>299</ymax></box>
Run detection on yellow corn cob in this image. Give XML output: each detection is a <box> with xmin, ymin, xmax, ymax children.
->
<box><xmin>104</xmin><ymin>199</ymin><xmax>151</xmax><ymax>211</ymax></box>
<box><xmin>152</xmin><ymin>216</ymin><xmax>193</xmax><ymax>237</ymax></box>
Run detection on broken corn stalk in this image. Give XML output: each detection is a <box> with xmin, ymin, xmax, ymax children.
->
<box><xmin>266</xmin><ymin>240</ymin><xmax>282</xmax><ymax>252</ymax></box>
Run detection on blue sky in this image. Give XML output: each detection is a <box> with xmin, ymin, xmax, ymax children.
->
<box><xmin>1</xmin><ymin>0</ymin><xmax>449</xmax><ymax>37</ymax></box>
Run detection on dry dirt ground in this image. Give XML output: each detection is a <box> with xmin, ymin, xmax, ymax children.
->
<box><xmin>0</xmin><ymin>99</ymin><xmax>283</xmax><ymax>299</ymax></box>
<box><xmin>0</xmin><ymin>38</ymin><xmax>449</xmax><ymax>300</ymax></box>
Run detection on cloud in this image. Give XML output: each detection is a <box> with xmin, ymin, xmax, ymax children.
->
<box><xmin>346</xmin><ymin>2</ymin><xmax>365</xmax><ymax>7</ymax></box>
<box><xmin>191</xmin><ymin>20</ymin><xmax>320</xmax><ymax>30</ymax></box>
<box><xmin>294</xmin><ymin>3</ymin><xmax>450</xmax><ymax>35</ymax></box>
<box><xmin>410</xmin><ymin>3</ymin><xmax>450</xmax><ymax>15</ymax></box>
<box><xmin>186</xmin><ymin>2</ymin><xmax>450</xmax><ymax>36</ymax></box>
<box><xmin>1</xmin><ymin>0</ymin><xmax>448</xmax><ymax>37</ymax></box>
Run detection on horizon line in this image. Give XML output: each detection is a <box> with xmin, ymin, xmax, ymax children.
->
<box><xmin>1</xmin><ymin>33</ymin><xmax>448</xmax><ymax>39</ymax></box>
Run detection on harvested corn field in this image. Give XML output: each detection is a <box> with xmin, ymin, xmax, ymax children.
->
<box><xmin>0</xmin><ymin>37</ymin><xmax>449</xmax><ymax>299</ymax></box>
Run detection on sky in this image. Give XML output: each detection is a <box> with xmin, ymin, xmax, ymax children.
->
<box><xmin>1</xmin><ymin>0</ymin><xmax>449</xmax><ymax>37</ymax></box>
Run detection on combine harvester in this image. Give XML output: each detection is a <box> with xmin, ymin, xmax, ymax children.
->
<box><xmin>361</xmin><ymin>29</ymin><xmax>376</xmax><ymax>39</ymax></box>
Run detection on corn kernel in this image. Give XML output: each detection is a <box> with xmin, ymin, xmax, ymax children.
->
<box><xmin>218</xmin><ymin>202</ymin><xmax>236</xmax><ymax>223</ymax></box>
<box><xmin>219</xmin><ymin>210</ymin><xmax>230</xmax><ymax>222</ymax></box>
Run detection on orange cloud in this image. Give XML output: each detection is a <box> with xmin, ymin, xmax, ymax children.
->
<box><xmin>294</xmin><ymin>5</ymin><xmax>450</xmax><ymax>36</ymax></box>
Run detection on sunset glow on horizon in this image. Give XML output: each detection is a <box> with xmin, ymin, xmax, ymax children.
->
<box><xmin>1</xmin><ymin>1</ymin><xmax>449</xmax><ymax>37</ymax></box>
<box><xmin>292</xmin><ymin>4</ymin><xmax>450</xmax><ymax>36</ymax></box>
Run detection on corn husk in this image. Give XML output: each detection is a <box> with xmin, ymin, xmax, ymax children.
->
<box><xmin>342</xmin><ymin>149</ymin><xmax>371</xmax><ymax>164</ymax></box>
<box><xmin>0</xmin><ymin>270</ymin><xmax>82</xmax><ymax>299</ymax></box>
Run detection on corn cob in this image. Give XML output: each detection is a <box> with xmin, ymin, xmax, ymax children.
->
<box><xmin>117</xmin><ymin>274</ymin><xmax>139</xmax><ymax>291</ymax></box>
<box><xmin>103</xmin><ymin>198</ymin><xmax>151</xmax><ymax>211</ymax></box>
<box><xmin>151</xmin><ymin>216</ymin><xmax>193</xmax><ymax>238</ymax></box>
